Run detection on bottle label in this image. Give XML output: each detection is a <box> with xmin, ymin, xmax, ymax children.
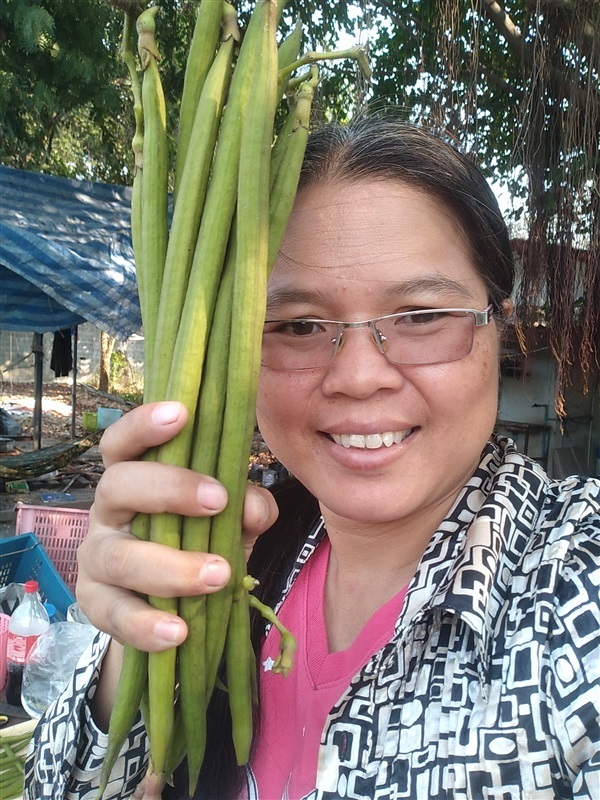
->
<box><xmin>7</xmin><ymin>631</ymin><xmax>39</xmax><ymax>664</ymax></box>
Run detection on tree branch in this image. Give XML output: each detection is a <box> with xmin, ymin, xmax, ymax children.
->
<box><xmin>481</xmin><ymin>0</ymin><xmax>529</xmax><ymax>62</ymax></box>
<box><xmin>480</xmin><ymin>0</ymin><xmax>599</xmax><ymax>125</ymax></box>
<box><xmin>101</xmin><ymin>0</ymin><xmax>144</xmax><ymax>19</ymax></box>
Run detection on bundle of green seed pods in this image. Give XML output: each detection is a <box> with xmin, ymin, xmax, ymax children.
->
<box><xmin>96</xmin><ymin>2</ymin><xmax>370</xmax><ymax>797</ymax></box>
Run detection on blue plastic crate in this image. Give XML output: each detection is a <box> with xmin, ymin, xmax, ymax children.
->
<box><xmin>0</xmin><ymin>533</ymin><xmax>75</xmax><ymax>617</ymax></box>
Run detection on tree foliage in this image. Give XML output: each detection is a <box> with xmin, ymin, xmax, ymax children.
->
<box><xmin>1</xmin><ymin>0</ymin><xmax>598</xmax><ymax>405</ymax></box>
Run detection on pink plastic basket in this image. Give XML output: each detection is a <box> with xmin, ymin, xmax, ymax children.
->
<box><xmin>0</xmin><ymin>613</ymin><xmax>9</xmax><ymax>690</ymax></box>
<box><xmin>14</xmin><ymin>503</ymin><xmax>89</xmax><ymax>592</ymax></box>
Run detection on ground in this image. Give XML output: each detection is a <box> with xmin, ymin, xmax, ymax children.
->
<box><xmin>0</xmin><ymin>380</ymin><xmax>123</xmax><ymax>535</ymax></box>
<box><xmin>0</xmin><ymin>380</ymin><xmax>281</xmax><ymax>536</ymax></box>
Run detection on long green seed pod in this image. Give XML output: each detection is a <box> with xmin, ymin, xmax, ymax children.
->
<box><xmin>174</xmin><ymin>0</ymin><xmax>228</xmax><ymax>198</ymax></box>
<box><xmin>149</xmin><ymin>29</ymin><xmax>236</xmax><ymax>469</ymax></box>
<box><xmin>121</xmin><ymin>8</ymin><xmax>154</xmax><ymax>543</ymax></box>
<box><xmin>225</xmin><ymin>551</ymin><xmax>254</xmax><ymax>766</ymax></box>
<box><xmin>144</xmin><ymin>5</ymin><xmax>267</xmax><ymax>772</ymax></box>
<box><xmin>95</xmin><ymin>645</ymin><xmax>148</xmax><ymax>800</ymax></box>
<box><xmin>268</xmin><ymin>67</ymin><xmax>317</xmax><ymax>269</ymax></box>
<box><xmin>166</xmin><ymin>32</ymin><xmax>236</xmax><ymax>314</ymax></box>
<box><xmin>149</xmin><ymin>0</ymin><xmax>262</xmax><ymax>411</ymax></box>
<box><xmin>205</xmin><ymin>0</ymin><xmax>279</xmax><ymax>702</ymax></box>
<box><xmin>275</xmin><ymin>17</ymin><xmax>302</xmax><ymax>102</ymax></box>
<box><xmin>137</xmin><ymin>6</ymin><xmax>168</xmax><ymax>403</ymax></box>
<box><xmin>220</xmin><ymin>16</ymin><xmax>292</xmax><ymax>759</ymax></box>
<box><xmin>136</xmin><ymin>8</ymin><xmax>173</xmax><ymax>776</ymax></box>
<box><xmin>177</xmin><ymin>246</ymin><xmax>235</xmax><ymax>793</ymax></box>
<box><xmin>96</xmin><ymin>21</ymin><xmax>152</xmax><ymax>798</ymax></box>
<box><xmin>120</xmin><ymin>12</ymin><xmax>144</xmax><ymax>285</ymax></box>
<box><xmin>269</xmin><ymin>94</ymin><xmax>297</xmax><ymax>190</ymax></box>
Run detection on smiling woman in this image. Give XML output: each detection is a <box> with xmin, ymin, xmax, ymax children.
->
<box><xmin>257</xmin><ymin>178</ymin><xmax>501</xmax><ymax>533</ymax></box>
<box><xmin>25</xmin><ymin>118</ymin><xmax>600</xmax><ymax>800</ymax></box>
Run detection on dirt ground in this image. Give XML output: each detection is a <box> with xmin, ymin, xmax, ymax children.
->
<box><xmin>0</xmin><ymin>381</ymin><xmax>127</xmax><ymax>532</ymax></box>
<box><xmin>0</xmin><ymin>380</ymin><xmax>281</xmax><ymax>535</ymax></box>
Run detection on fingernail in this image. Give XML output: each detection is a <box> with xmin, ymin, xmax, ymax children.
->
<box><xmin>200</xmin><ymin>558</ymin><xmax>230</xmax><ymax>587</ymax></box>
<box><xmin>154</xmin><ymin>618</ymin><xmax>181</xmax><ymax>643</ymax></box>
<box><xmin>197</xmin><ymin>480</ymin><xmax>228</xmax><ymax>511</ymax></box>
<box><xmin>151</xmin><ymin>402</ymin><xmax>182</xmax><ymax>425</ymax></box>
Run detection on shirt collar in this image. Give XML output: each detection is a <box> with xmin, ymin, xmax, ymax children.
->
<box><xmin>407</xmin><ymin>436</ymin><xmax>550</xmax><ymax>662</ymax></box>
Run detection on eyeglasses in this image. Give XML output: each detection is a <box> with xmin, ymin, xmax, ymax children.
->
<box><xmin>261</xmin><ymin>306</ymin><xmax>494</xmax><ymax>370</ymax></box>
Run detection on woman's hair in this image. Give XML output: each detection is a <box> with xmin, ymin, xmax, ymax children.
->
<box><xmin>297</xmin><ymin>117</ymin><xmax>515</xmax><ymax>309</ymax></box>
<box><xmin>168</xmin><ymin>117</ymin><xmax>514</xmax><ymax>800</ymax></box>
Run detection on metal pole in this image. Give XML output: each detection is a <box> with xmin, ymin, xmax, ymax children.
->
<box><xmin>71</xmin><ymin>326</ymin><xmax>78</xmax><ymax>439</ymax></box>
<box><xmin>32</xmin><ymin>332</ymin><xmax>44</xmax><ymax>450</ymax></box>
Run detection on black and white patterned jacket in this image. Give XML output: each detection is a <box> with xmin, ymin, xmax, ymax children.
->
<box><xmin>25</xmin><ymin>437</ymin><xmax>600</xmax><ymax>799</ymax></box>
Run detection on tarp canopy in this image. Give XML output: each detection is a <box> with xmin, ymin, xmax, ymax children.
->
<box><xmin>0</xmin><ymin>166</ymin><xmax>142</xmax><ymax>340</ymax></box>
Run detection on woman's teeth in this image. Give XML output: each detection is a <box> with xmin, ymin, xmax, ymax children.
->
<box><xmin>331</xmin><ymin>430</ymin><xmax>412</xmax><ymax>449</ymax></box>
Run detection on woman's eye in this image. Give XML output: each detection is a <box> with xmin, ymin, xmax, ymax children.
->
<box><xmin>398</xmin><ymin>311</ymin><xmax>445</xmax><ymax>326</ymax></box>
<box><xmin>280</xmin><ymin>320</ymin><xmax>322</xmax><ymax>336</ymax></box>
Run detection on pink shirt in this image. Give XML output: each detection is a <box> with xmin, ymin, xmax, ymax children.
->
<box><xmin>251</xmin><ymin>538</ymin><xmax>408</xmax><ymax>800</ymax></box>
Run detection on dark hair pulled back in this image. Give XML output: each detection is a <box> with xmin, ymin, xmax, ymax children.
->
<box><xmin>298</xmin><ymin>118</ymin><xmax>515</xmax><ymax>309</ymax></box>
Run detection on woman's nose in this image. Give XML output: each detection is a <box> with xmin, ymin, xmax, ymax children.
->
<box><xmin>320</xmin><ymin>325</ymin><xmax>405</xmax><ymax>398</ymax></box>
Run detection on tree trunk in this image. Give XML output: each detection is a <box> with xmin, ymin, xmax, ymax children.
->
<box><xmin>99</xmin><ymin>331</ymin><xmax>116</xmax><ymax>392</ymax></box>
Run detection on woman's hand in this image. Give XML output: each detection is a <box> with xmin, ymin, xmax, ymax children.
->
<box><xmin>76</xmin><ymin>401</ymin><xmax>278</xmax><ymax>653</ymax></box>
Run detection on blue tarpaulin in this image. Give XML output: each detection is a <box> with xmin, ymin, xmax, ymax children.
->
<box><xmin>0</xmin><ymin>166</ymin><xmax>142</xmax><ymax>340</ymax></box>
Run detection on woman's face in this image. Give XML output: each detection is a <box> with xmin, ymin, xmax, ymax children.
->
<box><xmin>256</xmin><ymin>179</ymin><xmax>501</xmax><ymax>529</ymax></box>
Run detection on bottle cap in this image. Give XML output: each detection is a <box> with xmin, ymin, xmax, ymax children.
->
<box><xmin>44</xmin><ymin>602</ymin><xmax>56</xmax><ymax>618</ymax></box>
<box><xmin>24</xmin><ymin>580</ymin><xmax>39</xmax><ymax>593</ymax></box>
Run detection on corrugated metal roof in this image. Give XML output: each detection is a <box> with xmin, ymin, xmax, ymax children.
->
<box><xmin>0</xmin><ymin>165</ymin><xmax>142</xmax><ymax>340</ymax></box>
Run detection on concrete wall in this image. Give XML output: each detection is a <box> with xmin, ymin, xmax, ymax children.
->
<box><xmin>0</xmin><ymin>325</ymin><xmax>145</xmax><ymax>387</ymax></box>
<box><xmin>498</xmin><ymin>351</ymin><xmax>599</xmax><ymax>478</ymax></box>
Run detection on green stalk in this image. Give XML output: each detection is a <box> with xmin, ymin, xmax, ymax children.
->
<box><xmin>137</xmin><ymin>6</ymin><xmax>168</xmax><ymax>403</ymax></box>
<box><xmin>278</xmin><ymin>44</ymin><xmax>372</xmax><ymax>83</ymax></box>
<box><xmin>149</xmin><ymin>0</ymin><xmax>263</xmax><ymax>413</ymax></box>
<box><xmin>205</xmin><ymin>0</ymin><xmax>279</xmax><ymax>704</ymax></box>
<box><xmin>268</xmin><ymin>67</ymin><xmax>317</xmax><ymax>269</ymax></box>
<box><xmin>248</xmin><ymin>590</ymin><xmax>296</xmax><ymax>676</ymax></box>
<box><xmin>177</xmin><ymin>245</ymin><xmax>234</xmax><ymax>793</ymax></box>
<box><xmin>145</xmin><ymin>1</ymin><xmax>266</xmax><ymax>776</ymax></box>
<box><xmin>95</xmin><ymin>645</ymin><xmax>148</xmax><ymax>800</ymax></box>
<box><xmin>269</xmin><ymin>94</ymin><xmax>297</xmax><ymax>190</ymax></box>
<box><xmin>275</xmin><ymin>17</ymin><xmax>302</xmax><ymax>101</ymax></box>
<box><xmin>174</xmin><ymin>0</ymin><xmax>227</xmax><ymax>198</ymax></box>
<box><xmin>135</xmin><ymin>7</ymin><xmax>172</xmax><ymax>776</ymax></box>
<box><xmin>225</xmin><ymin>548</ymin><xmax>254</xmax><ymax>765</ymax></box>
<box><xmin>97</xmin><ymin>19</ymin><xmax>154</xmax><ymax>798</ymax></box>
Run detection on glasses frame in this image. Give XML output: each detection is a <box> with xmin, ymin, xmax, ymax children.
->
<box><xmin>262</xmin><ymin>305</ymin><xmax>494</xmax><ymax>369</ymax></box>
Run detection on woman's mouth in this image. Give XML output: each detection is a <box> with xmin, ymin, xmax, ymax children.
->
<box><xmin>330</xmin><ymin>429</ymin><xmax>414</xmax><ymax>450</ymax></box>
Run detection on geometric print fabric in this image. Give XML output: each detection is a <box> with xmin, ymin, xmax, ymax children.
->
<box><xmin>25</xmin><ymin>436</ymin><xmax>600</xmax><ymax>799</ymax></box>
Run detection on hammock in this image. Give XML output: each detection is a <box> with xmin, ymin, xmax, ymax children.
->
<box><xmin>0</xmin><ymin>431</ymin><xmax>103</xmax><ymax>480</ymax></box>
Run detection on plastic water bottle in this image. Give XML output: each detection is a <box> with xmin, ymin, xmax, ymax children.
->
<box><xmin>6</xmin><ymin>581</ymin><xmax>50</xmax><ymax>708</ymax></box>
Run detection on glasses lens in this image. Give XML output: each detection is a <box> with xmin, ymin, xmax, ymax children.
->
<box><xmin>261</xmin><ymin>311</ymin><xmax>478</xmax><ymax>369</ymax></box>
<box><xmin>379</xmin><ymin>310</ymin><xmax>476</xmax><ymax>366</ymax></box>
